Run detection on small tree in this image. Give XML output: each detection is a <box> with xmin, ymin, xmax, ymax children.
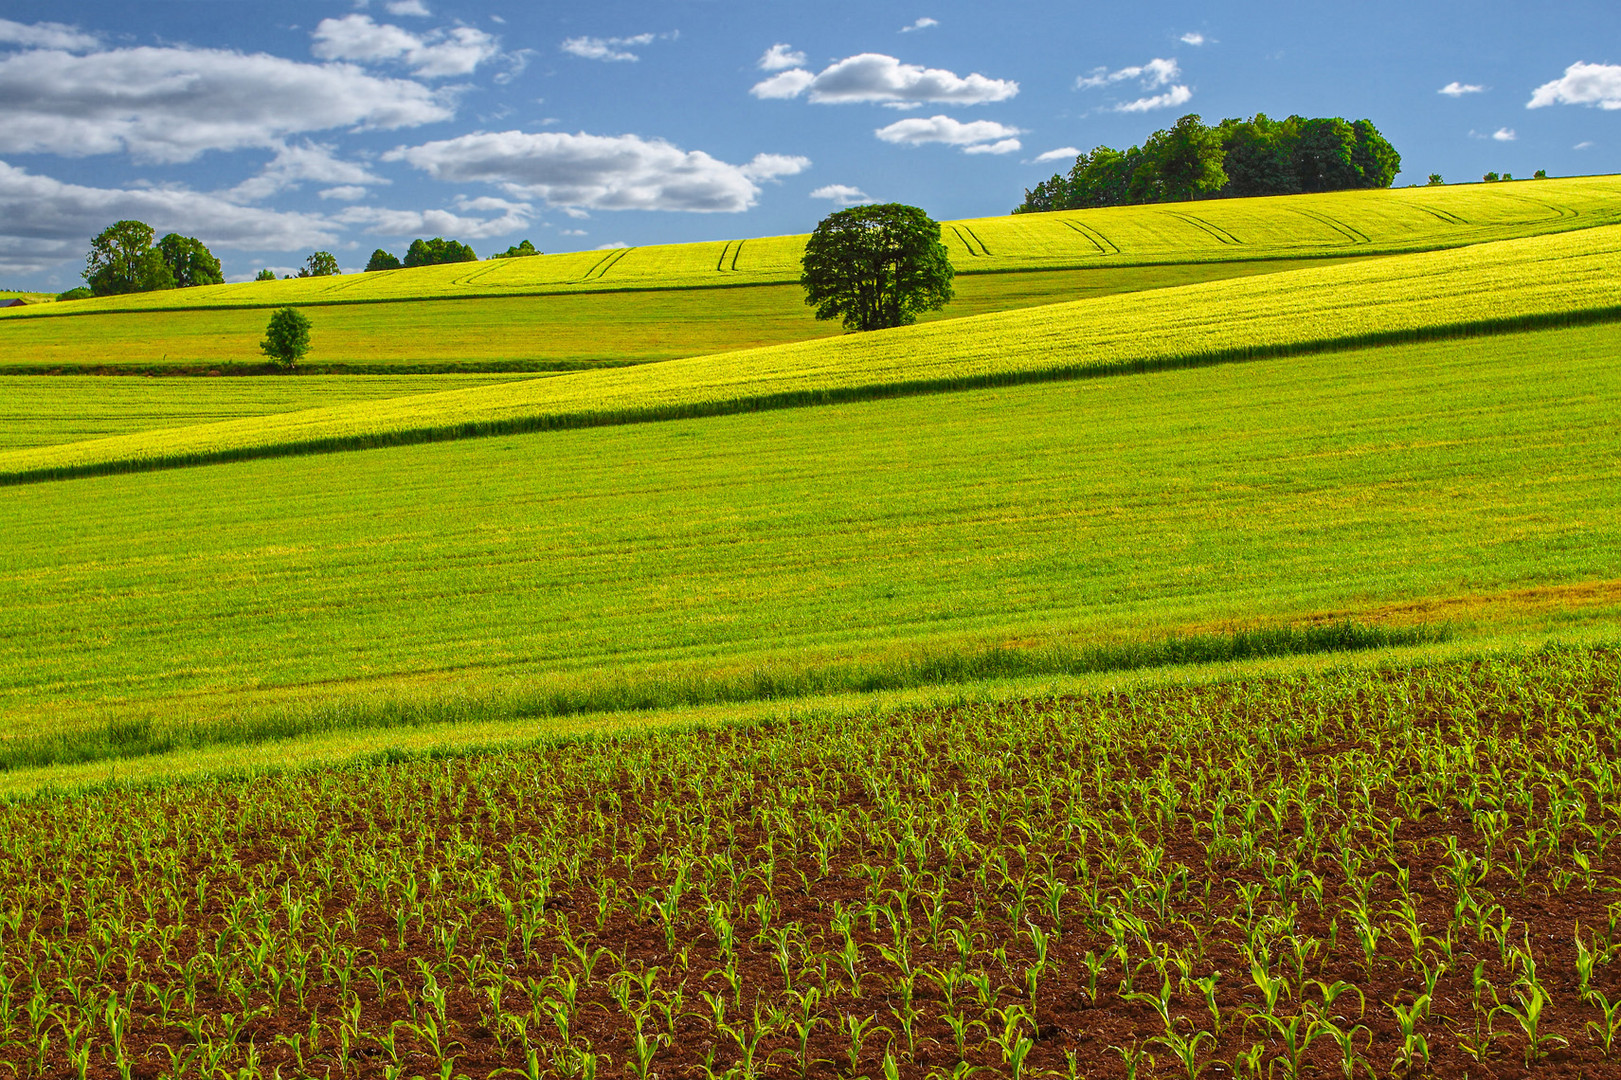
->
<box><xmin>1427</xmin><ymin>173</ymin><xmax>1444</xmax><ymax>185</ymax></box>
<box><xmin>365</xmin><ymin>248</ymin><xmax>402</xmax><ymax>272</ymax></box>
<box><xmin>255</xmin><ymin>269</ymin><xmax>277</xmax><ymax>281</ymax></box>
<box><xmin>298</xmin><ymin>252</ymin><xmax>341</xmax><ymax>277</ymax></box>
<box><xmin>1483</xmin><ymin>172</ymin><xmax>1500</xmax><ymax>183</ymax></box>
<box><xmin>801</xmin><ymin>204</ymin><xmax>954</xmax><ymax>332</ymax></box>
<box><xmin>261</xmin><ymin>307</ymin><xmax>311</xmax><ymax>369</ymax></box>
<box><xmin>492</xmin><ymin>239</ymin><xmax>540</xmax><ymax>259</ymax></box>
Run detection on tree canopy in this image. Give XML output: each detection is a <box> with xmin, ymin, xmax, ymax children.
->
<box><xmin>492</xmin><ymin>240</ymin><xmax>541</xmax><ymax>259</ymax></box>
<box><xmin>365</xmin><ymin>249</ymin><xmax>403</xmax><ymax>272</ymax></box>
<box><xmin>1015</xmin><ymin>113</ymin><xmax>1402</xmax><ymax>213</ymax></box>
<box><xmin>297</xmin><ymin>252</ymin><xmax>340</xmax><ymax>278</ymax></box>
<box><xmin>404</xmin><ymin>237</ymin><xmax>478</xmax><ymax>267</ymax></box>
<box><xmin>261</xmin><ymin>308</ymin><xmax>311</xmax><ymax>369</ymax></box>
<box><xmin>84</xmin><ymin>220</ymin><xmax>174</xmax><ymax>296</ymax></box>
<box><xmin>801</xmin><ymin>203</ymin><xmax>955</xmax><ymax>333</ymax></box>
<box><xmin>157</xmin><ymin>233</ymin><xmax>224</xmax><ymax>288</ymax></box>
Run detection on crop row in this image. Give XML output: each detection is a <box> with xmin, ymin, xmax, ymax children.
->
<box><xmin>1</xmin><ymin>646</ymin><xmax>1618</xmax><ymax>1078</ymax></box>
<box><xmin>3</xmin><ymin>176</ymin><xmax>1617</xmax><ymax>319</ymax></box>
<box><xmin>3</xmin><ymin>223</ymin><xmax>1618</xmax><ymax>485</ymax></box>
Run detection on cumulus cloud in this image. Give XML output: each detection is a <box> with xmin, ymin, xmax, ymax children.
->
<box><xmin>386</xmin><ymin>0</ymin><xmax>432</xmax><ymax>16</ymax></box>
<box><xmin>1180</xmin><ymin>32</ymin><xmax>1205</xmax><ymax>46</ymax></box>
<box><xmin>1439</xmin><ymin>81</ymin><xmax>1486</xmax><ymax>97</ymax></box>
<box><xmin>319</xmin><ymin>185</ymin><xmax>370</xmax><ymax>201</ymax></box>
<box><xmin>875</xmin><ymin>115</ymin><xmax>1023</xmax><ymax>154</ymax></box>
<box><xmin>224</xmin><ymin>141</ymin><xmax>387</xmax><ymax>203</ymax></box>
<box><xmin>1032</xmin><ymin>146</ymin><xmax>1080</xmax><ymax>164</ymax></box>
<box><xmin>388</xmin><ymin>130</ymin><xmax>809</xmax><ymax>213</ymax></box>
<box><xmin>312</xmin><ymin>14</ymin><xmax>498</xmax><ymax>77</ymax></box>
<box><xmin>751</xmin><ymin>53</ymin><xmax>1017</xmax><ymax>107</ymax></box>
<box><xmin>1493</xmin><ymin>127</ymin><xmax>1517</xmax><ymax>141</ymax></box>
<box><xmin>561</xmin><ymin>32</ymin><xmax>672</xmax><ymax>63</ymax></box>
<box><xmin>901</xmin><ymin>18</ymin><xmax>939</xmax><ymax>33</ymax></box>
<box><xmin>810</xmin><ymin>184</ymin><xmax>873</xmax><ymax>206</ymax></box>
<box><xmin>0</xmin><ymin>45</ymin><xmax>451</xmax><ymax>162</ymax></box>
<box><xmin>0</xmin><ymin>159</ymin><xmax>335</xmax><ymax>276</ymax></box>
<box><xmin>751</xmin><ymin>69</ymin><xmax>817</xmax><ymax>99</ymax></box>
<box><xmin>758</xmin><ymin>44</ymin><xmax>806</xmax><ymax>71</ymax></box>
<box><xmin>1116</xmin><ymin>84</ymin><xmax>1193</xmax><ymax>112</ymax></box>
<box><xmin>0</xmin><ymin>18</ymin><xmax>100</xmax><ymax>52</ymax></box>
<box><xmin>335</xmin><ymin>194</ymin><xmax>533</xmax><ymax>239</ymax></box>
<box><xmin>1528</xmin><ymin>61</ymin><xmax>1621</xmax><ymax>110</ymax></box>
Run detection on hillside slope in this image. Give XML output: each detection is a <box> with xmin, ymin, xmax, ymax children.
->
<box><xmin>3</xmin><ymin>175</ymin><xmax>1617</xmax><ymax>318</ymax></box>
<box><xmin>4</xmin><ymin>223</ymin><xmax>1617</xmax><ymax>484</ymax></box>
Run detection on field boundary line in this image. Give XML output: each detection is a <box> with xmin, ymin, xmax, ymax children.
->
<box><xmin>6</xmin><ymin>303</ymin><xmax>1621</xmax><ymax>487</ymax></box>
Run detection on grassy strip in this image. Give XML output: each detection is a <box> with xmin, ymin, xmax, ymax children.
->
<box><xmin>4</xmin><ymin>223</ymin><xmax>1617</xmax><ymax>485</ymax></box>
<box><xmin>4</xmin><ymin>299</ymin><xmax>1619</xmax><ymax>487</ymax></box>
<box><xmin>0</xmin><ymin>621</ymin><xmax>1446</xmax><ymax>772</ymax></box>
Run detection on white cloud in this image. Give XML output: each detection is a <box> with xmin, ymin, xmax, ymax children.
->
<box><xmin>1180</xmin><ymin>32</ymin><xmax>1205</xmax><ymax>46</ymax></box>
<box><xmin>224</xmin><ymin>141</ymin><xmax>386</xmax><ymax>203</ymax></box>
<box><xmin>0</xmin><ymin>159</ymin><xmax>335</xmax><ymax>277</ymax></box>
<box><xmin>1575</xmin><ymin>140</ymin><xmax>1595</xmax><ymax>150</ymax></box>
<box><xmin>596</xmin><ymin>241</ymin><xmax>630</xmax><ymax>250</ymax></box>
<box><xmin>0</xmin><ymin>45</ymin><xmax>452</xmax><ymax>162</ymax></box>
<box><xmin>561</xmin><ymin>33</ymin><xmax>668</xmax><ymax>63</ymax></box>
<box><xmin>809</xmin><ymin>184</ymin><xmax>873</xmax><ymax>206</ymax></box>
<box><xmin>1032</xmin><ymin>146</ymin><xmax>1080</xmax><ymax>164</ymax></box>
<box><xmin>1493</xmin><ymin>127</ymin><xmax>1517</xmax><ymax>141</ymax></box>
<box><xmin>1528</xmin><ymin>61</ymin><xmax>1621</xmax><ymax>110</ymax></box>
<box><xmin>558</xmin><ymin>228</ymin><xmax>588</xmax><ymax>236</ymax></box>
<box><xmin>751</xmin><ymin>69</ymin><xmax>816</xmax><ymax>99</ymax></box>
<box><xmin>964</xmin><ymin>139</ymin><xmax>1021</xmax><ymax>155</ymax></box>
<box><xmin>751</xmin><ymin>53</ymin><xmax>1017</xmax><ymax>106</ymax></box>
<box><xmin>1439</xmin><ymin>81</ymin><xmax>1486</xmax><ymax>97</ymax></box>
<box><xmin>334</xmin><ymin>195</ymin><xmax>533</xmax><ymax>240</ymax></box>
<box><xmin>900</xmin><ymin>18</ymin><xmax>939</xmax><ymax>33</ymax></box>
<box><xmin>312</xmin><ymin>14</ymin><xmax>499</xmax><ymax>77</ymax></box>
<box><xmin>388</xmin><ymin>130</ymin><xmax>809</xmax><ymax>213</ymax></box>
<box><xmin>758</xmin><ymin>44</ymin><xmax>806</xmax><ymax>71</ymax></box>
<box><xmin>319</xmin><ymin>185</ymin><xmax>370</xmax><ymax>201</ymax></box>
<box><xmin>1076</xmin><ymin>57</ymin><xmax>1192</xmax><ymax>112</ymax></box>
<box><xmin>1077</xmin><ymin>57</ymin><xmax>1180</xmax><ymax>90</ymax></box>
<box><xmin>1115</xmin><ymin>85</ymin><xmax>1193</xmax><ymax>112</ymax></box>
<box><xmin>0</xmin><ymin>18</ymin><xmax>100</xmax><ymax>52</ymax></box>
<box><xmin>875</xmin><ymin>115</ymin><xmax>1023</xmax><ymax>154</ymax></box>
<box><xmin>386</xmin><ymin>0</ymin><xmax>432</xmax><ymax>16</ymax></box>
<box><xmin>739</xmin><ymin>153</ymin><xmax>812</xmax><ymax>181</ymax></box>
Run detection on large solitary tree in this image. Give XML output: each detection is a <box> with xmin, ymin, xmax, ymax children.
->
<box><xmin>800</xmin><ymin>204</ymin><xmax>954</xmax><ymax>332</ymax></box>
<box><xmin>84</xmin><ymin>220</ymin><xmax>174</xmax><ymax>296</ymax></box>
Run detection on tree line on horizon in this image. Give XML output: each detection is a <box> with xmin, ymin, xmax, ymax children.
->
<box><xmin>64</xmin><ymin>222</ymin><xmax>543</xmax><ymax>299</ymax></box>
<box><xmin>1014</xmin><ymin>113</ymin><xmax>1402</xmax><ymax>213</ymax></box>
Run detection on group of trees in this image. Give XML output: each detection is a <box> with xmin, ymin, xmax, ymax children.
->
<box><xmin>1015</xmin><ymin>113</ymin><xmax>1402</xmax><ymax>212</ymax></box>
<box><xmin>82</xmin><ymin>220</ymin><xmax>225</xmax><ymax>296</ymax></box>
<box><xmin>365</xmin><ymin>237</ymin><xmax>486</xmax><ymax>272</ymax></box>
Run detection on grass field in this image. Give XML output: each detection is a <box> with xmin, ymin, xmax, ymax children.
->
<box><xmin>5</xmin><ymin>175</ymin><xmax>1617</xmax><ymax>322</ymax></box>
<box><xmin>3</xmin><ymin>175</ymin><xmax>1621</xmax><ymax>1080</ymax></box>
<box><xmin>4</xmin><ymin>223</ymin><xmax>1616</xmax><ymax>483</ymax></box>
<box><xmin>0</xmin><ymin>259</ymin><xmax>1360</xmax><ymax>375</ymax></box>
<box><xmin>0</xmin><ymin>374</ymin><xmax>534</xmax><ymax>450</ymax></box>
<box><xmin>2</xmin><ymin>320</ymin><xmax>1617</xmax><ymax>767</ymax></box>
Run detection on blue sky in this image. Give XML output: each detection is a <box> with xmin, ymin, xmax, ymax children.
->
<box><xmin>0</xmin><ymin>0</ymin><xmax>1617</xmax><ymax>289</ymax></box>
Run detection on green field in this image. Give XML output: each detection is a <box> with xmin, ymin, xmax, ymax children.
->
<box><xmin>6</xmin><ymin>175</ymin><xmax>1618</xmax><ymax>320</ymax></box>
<box><xmin>4</xmin><ymin>171</ymin><xmax>1621</xmax><ymax>1080</ymax></box>
<box><xmin>3</xmin><ymin>320</ymin><xmax>1617</xmax><ymax>767</ymax></box>
<box><xmin>4</xmin><ymin>223</ymin><xmax>1616</xmax><ymax>484</ymax></box>
<box><xmin>0</xmin><ymin>259</ymin><xmax>1359</xmax><ymax>374</ymax></box>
